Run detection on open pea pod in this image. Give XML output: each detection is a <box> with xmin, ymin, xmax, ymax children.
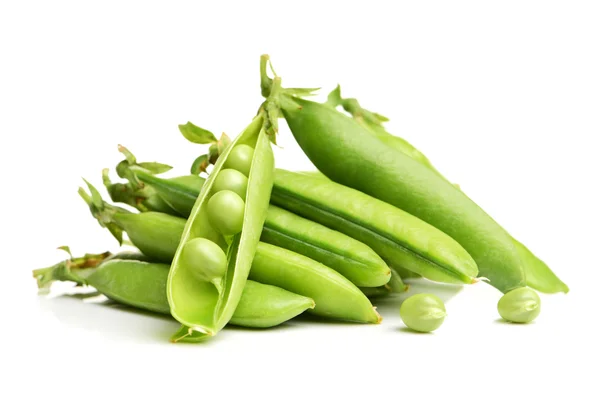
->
<box><xmin>167</xmin><ymin>114</ymin><xmax>274</xmax><ymax>338</ymax></box>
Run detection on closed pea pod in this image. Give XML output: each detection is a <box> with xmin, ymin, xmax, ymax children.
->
<box><xmin>249</xmin><ymin>242</ymin><xmax>381</xmax><ymax>323</ymax></box>
<box><xmin>167</xmin><ymin>114</ymin><xmax>275</xmax><ymax>338</ymax></box>
<box><xmin>32</xmin><ymin>252</ymin><xmax>314</xmax><ymax>329</ymax></box>
<box><xmin>79</xmin><ymin>182</ymin><xmax>185</xmax><ymax>264</ymax></box>
<box><xmin>271</xmin><ymin>169</ymin><xmax>479</xmax><ymax>286</ymax></box>
<box><xmin>261</xmin><ymin>56</ymin><xmax>524</xmax><ymax>293</ymax></box>
<box><xmin>130</xmin><ymin>168</ymin><xmax>206</xmax><ymax>217</ymax></box>
<box><xmin>326</xmin><ymin>84</ymin><xmax>568</xmax><ymax>294</ymax></box>
<box><xmin>261</xmin><ymin>205</ymin><xmax>391</xmax><ymax>287</ymax></box>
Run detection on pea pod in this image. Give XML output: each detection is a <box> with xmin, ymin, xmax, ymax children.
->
<box><xmin>79</xmin><ymin>182</ymin><xmax>185</xmax><ymax>264</ymax></box>
<box><xmin>329</xmin><ymin>87</ymin><xmax>568</xmax><ymax>294</ymax></box>
<box><xmin>270</xmin><ymin>169</ymin><xmax>479</xmax><ymax>285</ymax></box>
<box><xmin>167</xmin><ymin>114</ymin><xmax>275</xmax><ymax>338</ymax></box>
<box><xmin>249</xmin><ymin>242</ymin><xmax>381</xmax><ymax>323</ymax></box>
<box><xmin>260</xmin><ymin>58</ymin><xmax>523</xmax><ymax>293</ymax></box>
<box><xmin>360</xmin><ymin>285</ymin><xmax>392</xmax><ymax>299</ymax></box>
<box><xmin>32</xmin><ymin>252</ymin><xmax>314</xmax><ymax>329</ymax></box>
<box><xmin>108</xmin><ymin>166</ymin><xmax>392</xmax><ymax>288</ymax></box>
<box><xmin>261</xmin><ymin>205</ymin><xmax>390</xmax><ymax>287</ymax></box>
<box><xmin>132</xmin><ymin>168</ymin><xmax>205</xmax><ymax>217</ymax></box>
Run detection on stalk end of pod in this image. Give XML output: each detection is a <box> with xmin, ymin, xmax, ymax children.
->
<box><xmin>170</xmin><ymin>325</ymin><xmax>214</xmax><ymax>343</ymax></box>
<box><xmin>374</xmin><ymin>308</ymin><xmax>383</xmax><ymax>324</ymax></box>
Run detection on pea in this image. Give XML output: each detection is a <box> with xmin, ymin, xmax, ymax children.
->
<box><xmin>497</xmin><ymin>287</ymin><xmax>541</xmax><ymax>323</ymax></box>
<box><xmin>207</xmin><ymin>190</ymin><xmax>246</xmax><ymax>236</ymax></box>
<box><xmin>399</xmin><ymin>293</ymin><xmax>446</xmax><ymax>333</ymax></box>
<box><xmin>213</xmin><ymin>169</ymin><xmax>249</xmax><ymax>199</ymax></box>
<box><xmin>224</xmin><ymin>144</ymin><xmax>255</xmax><ymax>176</ymax></box>
<box><xmin>180</xmin><ymin>238</ymin><xmax>227</xmax><ymax>283</ymax></box>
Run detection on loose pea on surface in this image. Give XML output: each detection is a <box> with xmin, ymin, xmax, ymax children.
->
<box><xmin>224</xmin><ymin>144</ymin><xmax>255</xmax><ymax>177</ymax></box>
<box><xmin>399</xmin><ymin>293</ymin><xmax>446</xmax><ymax>333</ymax></box>
<box><xmin>497</xmin><ymin>287</ymin><xmax>541</xmax><ymax>323</ymax></box>
<box><xmin>180</xmin><ymin>237</ymin><xmax>227</xmax><ymax>283</ymax></box>
<box><xmin>213</xmin><ymin>169</ymin><xmax>249</xmax><ymax>199</ymax></box>
<box><xmin>207</xmin><ymin>190</ymin><xmax>246</xmax><ymax>236</ymax></box>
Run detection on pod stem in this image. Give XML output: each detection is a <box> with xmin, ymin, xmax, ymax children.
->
<box><xmin>258</xmin><ymin>54</ymin><xmax>320</xmax><ymax>139</ymax></box>
<box><xmin>79</xmin><ymin>179</ymin><xmax>131</xmax><ymax>244</ymax></box>
<box><xmin>32</xmin><ymin>247</ymin><xmax>111</xmax><ymax>290</ymax></box>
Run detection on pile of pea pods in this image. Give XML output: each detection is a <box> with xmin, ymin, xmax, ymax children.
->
<box><xmin>33</xmin><ymin>55</ymin><xmax>568</xmax><ymax>342</ymax></box>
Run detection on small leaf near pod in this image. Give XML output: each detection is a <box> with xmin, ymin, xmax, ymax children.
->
<box><xmin>179</xmin><ymin>122</ymin><xmax>218</xmax><ymax>144</ymax></box>
<box><xmin>137</xmin><ymin>162</ymin><xmax>173</xmax><ymax>175</ymax></box>
<box><xmin>191</xmin><ymin>154</ymin><xmax>210</xmax><ymax>175</ymax></box>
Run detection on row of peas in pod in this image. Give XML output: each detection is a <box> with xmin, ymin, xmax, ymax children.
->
<box><xmin>33</xmin><ymin>56</ymin><xmax>565</xmax><ymax>342</ymax></box>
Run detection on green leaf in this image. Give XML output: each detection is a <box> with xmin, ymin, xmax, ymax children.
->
<box><xmin>57</xmin><ymin>246</ymin><xmax>73</xmax><ymax>258</ymax></box>
<box><xmin>285</xmin><ymin>87</ymin><xmax>320</xmax><ymax>97</ymax></box>
<box><xmin>179</xmin><ymin>122</ymin><xmax>217</xmax><ymax>144</ymax></box>
<box><xmin>137</xmin><ymin>162</ymin><xmax>173</xmax><ymax>175</ymax></box>
<box><xmin>191</xmin><ymin>154</ymin><xmax>210</xmax><ymax>175</ymax></box>
<box><xmin>84</xmin><ymin>179</ymin><xmax>104</xmax><ymax>209</ymax></box>
<box><xmin>108</xmin><ymin>224</ymin><xmax>124</xmax><ymax>245</ymax></box>
<box><xmin>325</xmin><ymin>85</ymin><xmax>343</xmax><ymax>108</ymax></box>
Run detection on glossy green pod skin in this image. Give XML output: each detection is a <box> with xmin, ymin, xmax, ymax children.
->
<box><xmin>360</xmin><ymin>285</ymin><xmax>392</xmax><ymax>299</ymax></box>
<box><xmin>112</xmin><ymin>170</ymin><xmax>393</xmax><ymax>289</ymax></box>
<box><xmin>32</xmin><ymin>255</ymin><xmax>314</xmax><ymax>328</ymax></box>
<box><xmin>167</xmin><ymin>115</ymin><xmax>275</xmax><ymax>338</ymax></box>
<box><xmin>271</xmin><ymin>169</ymin><xmax>479</xmax><ymax>285</ymax></box>
<box><xmin>79</xmin><ymin>182</ymin><xmax>186</xmax><ymax>264</ymax></box>
<box><xmin>249</xmin><ymin>242</ymin><xmax>381</xmax><ymax>323</ymax></box>
<box><xmin>329</xmin><ymin>89</ymin><xmax>568</xmax><ymax>294</ymax></box>
<box><xmin>513</xmin><ymin>239</ymin><xmax>569</xmax><ymax>294</ymax></box>
<box><xmin>261</xmin><ymin>205</ymin><xmax>391</xmax><ymax>287</ymax></box>
<box><xmin>134</xmin><ymin>170</ymin><xmax>205</xmax><ymax>217</ymax></box>
<box><xmin>113</xmin><ymin>212</ymin><xmax>185</xmax><ymax>263</ymax></box>
<box><xmin>279</xmin><ymin>98</ymin><xmax>524</xmax><ymax>293</ymax></box>
<box><xmin>388</xmin><ymin>268</ymin><xmax>409</xmax><ymax>293</ymax></box>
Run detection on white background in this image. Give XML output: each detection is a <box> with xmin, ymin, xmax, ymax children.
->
<box><xmin>1</xmin><ymin>1</ymin><xmax>598</xmax><ymax>399</ymax></box>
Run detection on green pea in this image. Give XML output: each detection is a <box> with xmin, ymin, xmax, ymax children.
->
<box><xmin>213</xmin><ymin>169</ymin><xmax>249</xmax><ymax>200</ymax></box>
<box><xmin>180</xmin><ymin>238</ymin><xmax>227</xmax><ymax>283</ymax></box>
<box><xmin>207</xmin><ymin>190</ymin><xmax>245</xmax><ymax>236</ymax></box>
<box><xmin>399</xmin><ymin>293</ymin><xmax>446</xmax><ymax>333</ymax></box>
<box><xmin>224</xmin><ymin>144</ymin><xmax>255</xmax><ymax>176</ymax></box>
<box><xmin>497</xmin><ymin>287</ymin><xmax>541</xmax><ymax>323</ymax></box>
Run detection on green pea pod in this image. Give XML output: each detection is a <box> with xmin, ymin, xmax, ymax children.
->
<box><xmin>270</xmin><ymin>169</ymin><xmax>479</xmax><ymax>286</ymax></box>
<box><xmin>360</xmin><ymin>285</ymin><xmax>392</xmax><ymax>299</ymax></box>
<box><xmin>329</xmin><ymin>87</ymin><xmax>568</xmax><ymax>294</ymax></box>
<box><xmin>249</xmin><ymin>242</ymin><xmax>381</xmax><ymax>323</ymax></box>
<box><xmin>79</xmin><ymin>182</ymin><xmax>186</xmax><ymax>264</ymax></box>
<box><xmin>109</xmin><ymin>168</ymin><xmax>393</xmax><ymax>288</ymax></box>
<box><xmin>388</xmin><ymin>268</ymin><xmax>410</xmax><ymax>292</ymax></box>
<box><xmin>261</xmin><ymin>205</ymin><xmax>391</xmax><ymax>287</ymax></box>
<box><xmin>167</xmin><ymin>114</ymin><xmax>275</xmax><ymax>337</ymax></box>
<box><xmin>32</xmin><ymin>253</ymin><xmax>314</xmax><ymax>330</ymax></box>
<box><xmin>263</xmin><ymin>83</ymin><xmax>523</xmax><ymax>292</ymax></box>
<box><xmin>512</xmin><ymin>239</ymin><xmax>569</xmax><ymax>294</ymax></box>
<box><xmin>131</xmin><ymin>168</ymin><xmax>205</xmax><ymax>217</ymax></box>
